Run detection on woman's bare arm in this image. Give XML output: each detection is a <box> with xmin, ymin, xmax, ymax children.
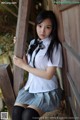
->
<box><xmin>13</xmin><ymin>56</ymin><xmax>56</xmax><ymax>80</ymax></box>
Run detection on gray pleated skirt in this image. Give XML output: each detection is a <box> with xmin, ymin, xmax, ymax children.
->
<box><xmin>15</xmin><ymin>87</ymin><xmax>62</xmax><ymax>112</ymax></box>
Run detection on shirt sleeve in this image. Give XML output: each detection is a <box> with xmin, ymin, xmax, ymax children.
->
<box><xmin>47</xmin><ymin>44</ymin><xmax>62</xmax><ymax>68</ymax></box>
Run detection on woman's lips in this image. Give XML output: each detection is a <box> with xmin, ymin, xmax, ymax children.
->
<box><xmin>40</xmin><ymin>34</ymin><xmax>45</xmax><ymax>37</ymax></box>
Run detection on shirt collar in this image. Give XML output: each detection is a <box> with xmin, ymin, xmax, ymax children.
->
<box><xmin>38</xmin><ymin>37</ymin><xmax>51</xmax><ymax>46</ymax></box>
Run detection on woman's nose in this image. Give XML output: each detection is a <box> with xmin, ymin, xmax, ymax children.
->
<box><xmin>41</xmin><ymin>27</ymin><xmax>45</xmax><ymax>33</ymax></box>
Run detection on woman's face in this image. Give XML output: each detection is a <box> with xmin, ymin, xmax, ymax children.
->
<box><xmin>36</xmin><ymin>18</ymin><xmax>52</xmax><ymax>40</ymax></box>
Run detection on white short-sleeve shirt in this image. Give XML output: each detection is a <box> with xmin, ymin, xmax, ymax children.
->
<box><xmin>24</xmin><ymin>37</ymin><xmax>62</xmax><ymax>93</ymax></box>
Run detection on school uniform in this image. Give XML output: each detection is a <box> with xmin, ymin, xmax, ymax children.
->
<box><xmin>15</xmin><ymin>37</ymin><xmax>63</xmax><ymax>112</ymax></box>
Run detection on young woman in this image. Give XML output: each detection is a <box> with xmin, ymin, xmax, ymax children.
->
<box><xmin>12</xmin><ymin>10</ymin><xmax>63</xmax><ymax>120</ymax></box>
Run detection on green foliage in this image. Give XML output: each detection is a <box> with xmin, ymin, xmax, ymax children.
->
<box><xmin>0</xmin><ymin>33</ymin><xmax>14</xmax><ymax>55</ymax></box>
<box><xmin>0</xmin><ymin>33</ymin><xmax>14</xmax><ymax>67</ymax></box>
<box><xmin>0</xmin><ymin>0</ymin><xmax>18</xmax><ymax>34</ymax></box>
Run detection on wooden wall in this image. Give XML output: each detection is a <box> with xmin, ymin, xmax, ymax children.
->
<box><xmin>43</xmin><ymin>0</ymin><xmax>80</xmax><ymax>118</ymax></box>
<box><xmin>61</xmin><ymin>4</ymin><xmax>80</xmax><ymax>118</ymax></box>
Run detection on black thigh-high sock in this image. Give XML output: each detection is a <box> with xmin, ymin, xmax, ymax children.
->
<box><xmin>12</xmin><ymin>106</ymin><xmax>25</xmax><ymax>120</ymax></box>
<box><xmin>22</xmin><ymin>108</ymin><xmax>40</xmax><ymax>120</ymax></box>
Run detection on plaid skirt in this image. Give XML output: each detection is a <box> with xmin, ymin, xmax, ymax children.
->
<box><xmin>15</xmin><ymin>87</ymin><xmax>62</xmax><ymax>112</ymax></box>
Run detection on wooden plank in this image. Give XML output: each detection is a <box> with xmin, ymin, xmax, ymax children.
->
<box><xmin>67</xmin><ymin>51</ymin><xmax>80</xmax><ymax>93</ymax></box>
<box><xmin>69</xmin><ymin>97</ymin><xmax>79</xmax><ymax>119</ymax></box>
<box><xmin>69</xmin><ymin>87</ymin><xmax>80</xmax><ymax>118</ymax></box>
<box><xmin>67</xmin><ymin>6</ymin><xmax>79</xmax><ymax>53</ymax></box>
<box><xmin>0</xmin><ymin>64</ymin><xmax>15</xmax><ymax>116</ymax></box>
<box><xmin>13</xmin><ymin>0</ymin><xmax>31</xmax><ymax>96</ymax></box>
<box><xmin>67</xmin><ymin>73</ymin><xmax>80</xmax><ymax>107</ymax></box>
<box><xmin>59</xmin><ymin>0</ymin><xmax>80</xmax><ymax>11</ymax></box>
<box><xmin>63</xmin><ymin>42</ymin><xmax>80</xmax><ymax>66</ymax></box>
<box><xmin>62</xmin><ymin>10</ymin><xmax>71</xmax><ymax>46</ymax></box>
<box><xmin>60</xmin><ymin>4</ymin><xmax>78</xmax><ymax>11</ymax></box>
<box><xmin>61</xmin><ymin>5</ymin><xmax>80</xmax><ymax>53</ymax></box>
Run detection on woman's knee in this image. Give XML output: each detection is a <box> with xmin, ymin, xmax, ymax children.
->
<box><xmin>22</xmin><ymin>108</ymin><xmax>40</xmax><ymax>120</ymax></box>
<box><xmin>12</xmin><ymin>106</ymin><xmax>25</xmax><ymax>120</ymax></box>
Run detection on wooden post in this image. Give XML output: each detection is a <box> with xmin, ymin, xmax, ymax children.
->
<box><xmin>0</xmin><ymin>64</ymin><xmax>15</xmax><ymax>116</ymax></box>
<box><xmin>13</xmin><ymin>0</ymin><xmax>31</xmax><ymax>96</ymax></box>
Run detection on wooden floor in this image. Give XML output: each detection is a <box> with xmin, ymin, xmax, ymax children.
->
<box><xmin>40</xmin><ymin>107</ymin><xmax>67</xmax><ymax>120</ymax></box>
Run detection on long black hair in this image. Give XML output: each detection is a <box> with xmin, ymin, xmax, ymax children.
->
<box><xmin>28</xmin><ymin>10</ymin><xmax>61</xmax><ymax>63</ymax></box>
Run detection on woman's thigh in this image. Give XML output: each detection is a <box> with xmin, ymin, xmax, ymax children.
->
<box><xmin>14</xmin><ymin>103</ymin><xmax>28</xmax><ymax>109</ymax></box>
<box><xmin>27</xmin><ymin>105</ymin><xmax>45</xmax><ymax>116</ymax></box>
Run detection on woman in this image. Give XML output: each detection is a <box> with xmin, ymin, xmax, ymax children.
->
<box><xmin>12</xmin><ymin>10</ymin><xmax>63</xmax><ymax>120</ymax></box>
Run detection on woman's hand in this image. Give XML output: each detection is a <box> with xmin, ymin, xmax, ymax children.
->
<box><xmin>13</xmin><ymin>36</ymin><xmax>16</xmax><ymax>44</ymax></box>
<box><xmin>13</xmin><ymin>55</ymin><xmax>26</xmax><ymax>69</ymax></box>
<box><xmin>13</xmin><ymin>56</ymin><xmax>56</xmax><ymax>80</ymax></box>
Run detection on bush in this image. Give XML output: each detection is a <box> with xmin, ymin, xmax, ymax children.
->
<box><xmin>0</xmin><ymin>33</ymin><xmax>14</xmax><ymax>66</ymax></box>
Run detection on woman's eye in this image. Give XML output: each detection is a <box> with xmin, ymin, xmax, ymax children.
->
<box><xmin>38</xmin><ymin>25</ymin><xmax>42</xmax><ymax>28</ymax></box>
<box><xmin>46</xmin><ymin>26</ymin><xmax>52</xmax><ymax>29</ymax></box>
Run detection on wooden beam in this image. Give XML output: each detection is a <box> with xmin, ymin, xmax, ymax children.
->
<box><xmin>0</xmin><ymin>64</ymin><xmax>15</xmax><ymax>116</ymax></box>
<box><xmin>60</xmin><ymin>4</ymin><xmax>78</xmax><ymax>11</ymax></box>
<box><xmin>13</xmin><ymin>0</ymin><xmax>31</xmax><ymax>96</ymax></box>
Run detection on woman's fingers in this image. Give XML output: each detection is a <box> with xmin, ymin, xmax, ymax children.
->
<box><xmin>13</xmin><ymin>55</ymin><xmax>17</xmax><ymax>59</ymax></box>
<box><xmin>13</xmin><ymin>56</ymin><xmax>19</xmax><ymax>66</ymax></box>
<box><xmin>13</xmin><ymin>36</ymin><xmax>16</xmax><ymax>44</ymax></box>
<box><xmin>13</xmin><ymin>55</ymin><xmax>25</xmax><ymax>69</ymax></box>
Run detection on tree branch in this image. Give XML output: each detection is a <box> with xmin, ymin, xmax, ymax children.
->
<box><xmin>0</xmin><ymin>4</ymin><xmax>17</xmax><ymax>18</ymax></box>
